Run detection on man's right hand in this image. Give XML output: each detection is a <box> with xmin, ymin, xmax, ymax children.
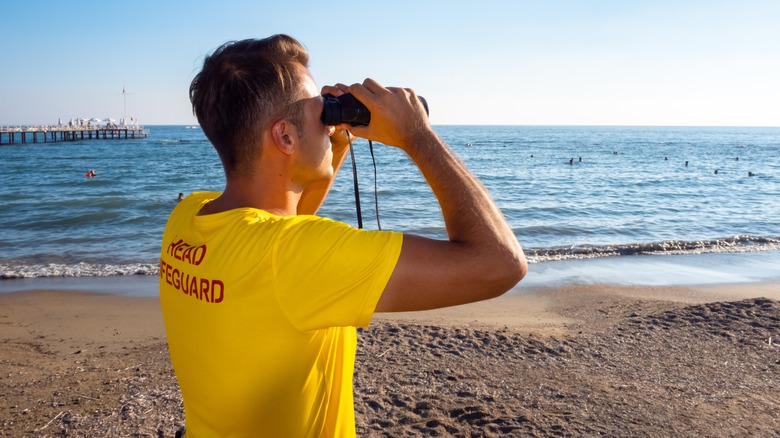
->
<box><xmin>344</xmin><ymin>79</ymin><xmax>433</xmax><ymax>153</ymax></box>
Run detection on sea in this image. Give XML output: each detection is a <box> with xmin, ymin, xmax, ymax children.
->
<box><xmin>1</xmin><ymin>125</ymin><xmax>779</xmax><ymax>295</ymax></box>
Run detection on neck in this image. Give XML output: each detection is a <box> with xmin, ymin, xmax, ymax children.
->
<box><xmin>200</xmin><ymin>172</ymin><xmax>302</xmax><ymax>217</ymax></box>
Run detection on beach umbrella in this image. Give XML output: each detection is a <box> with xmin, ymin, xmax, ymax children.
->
<box><xmin>88</xmin><ymin>117</ymin><xmax>101</xmax><ymax>124</ymax></box>
<box><xmin>103</xmin><ymin>117</ymin><xmax>116</xmax><ymax>124</ymax></box>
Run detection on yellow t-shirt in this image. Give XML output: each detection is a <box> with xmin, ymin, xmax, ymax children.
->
<box><xmin>159</xmin><ymin>192</ymin><xmax>402</xmax><ymax>437</ymax></box>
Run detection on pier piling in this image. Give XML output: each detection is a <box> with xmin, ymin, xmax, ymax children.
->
<box><xmin>0</xmin><ymin>125</ymin><xmax>149</xmax><ymax>145</ymax></box>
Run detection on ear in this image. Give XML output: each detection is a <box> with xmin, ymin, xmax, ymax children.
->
<box><xmin>270</xmin><ymin>119</ymin><xmax>297</xmax><ymax>156</ymax></box>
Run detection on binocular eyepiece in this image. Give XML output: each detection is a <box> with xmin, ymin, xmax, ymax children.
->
<box><xmin>321</xmin><ymin>93</ymin><xmax>429</xmax><ymax>127</ymax></box>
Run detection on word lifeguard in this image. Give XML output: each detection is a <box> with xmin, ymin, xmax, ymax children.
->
<box><xmin>161</xmin><ymin>237</ymin><xmax>224</xmax><ymax>304</ymax></box>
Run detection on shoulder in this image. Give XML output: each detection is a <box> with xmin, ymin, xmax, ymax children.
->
<box><xmin>164</xmin><ymin>191</ymin><xmax>222</xmax><ymax>233</ymax></box>
<box><xmin>278</xmin><ymin>215</ymin><xmax>399</xmax><ymax>240</ymax></box>
<box><xmin>275</xmin><ymin>215</ymin><xmax>402</xmax><ymax>256</ymax></box>
<box><xmin>173</xmin><ymin>191</ymin><xmax>221</xmax><ymax>214</ymax></box>
<box><xmin>273</xmin><ymin>215</ymin><xmax>354</xmax><ymax>246</ymax></box>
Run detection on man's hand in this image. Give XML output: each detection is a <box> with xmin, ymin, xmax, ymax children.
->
<box><xmin>344</xmin><ymin>79</ymin><xmax>432</xmax><ymax>151</ymax></box>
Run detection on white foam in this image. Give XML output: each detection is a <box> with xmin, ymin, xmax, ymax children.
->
<box><xmin>0</xmin><ymin>262</ymin><xmax>158</xmax><ymax>279</ymax></box>
<box><xmin>517</xmin><ymin>250</ymin><xmax>780</xmax><ymax>289</ymax></box>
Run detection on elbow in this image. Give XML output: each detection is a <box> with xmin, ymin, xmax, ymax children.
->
<box><xmin>511</xmin><ymin>250</ymin><xmax>529</xmax><ymax>285</ymax></box>
<box><xmin>516</xmin><ymin>255</ymin><xmax>529</xmax><ymax>288</ymax></box>
<box><xmin>482</xmin><ymin>246</ymin><xmax>528</xmax><ymax>300</ymax></box>
<box><xmin>503</xmin><ymin>248</ymin><xmax>528</xmax><ymax>291</ymax></box>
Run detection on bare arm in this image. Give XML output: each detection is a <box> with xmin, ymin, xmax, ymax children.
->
<box><xmin>346</xmin><ymin>80</ymin><xmax>527</xmax><ymax>312</ymax></box>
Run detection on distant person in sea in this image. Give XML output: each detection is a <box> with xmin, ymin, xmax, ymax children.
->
<box><xmin>85</xmin><ymin>169</ymin><xmax>96</xmax><ymax>178</ymax></box>
<box><xmin>158</xmin><ymin>34</ymin><xmax>526</xmax><ymax>437</ymax></box>
<box><xmin>177</xmin><ymin>192</ymin><xmax>184</xmax><ymax>201</ymax></box>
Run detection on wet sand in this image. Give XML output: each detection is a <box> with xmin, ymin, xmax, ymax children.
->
<box><xmin>1</xmin><ymin>282</ymin><xmax>779</xmax><ymax>436</ymax></box>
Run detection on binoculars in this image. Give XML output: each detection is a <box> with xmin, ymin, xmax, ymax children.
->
<box><xmin>321</xmin><ymin>93</ymin><xmax>429</xmax><ymax>126</ymax></box>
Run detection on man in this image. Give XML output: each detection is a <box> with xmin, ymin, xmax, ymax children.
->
<box><xmin>159</xmin><ymin>34</ymin><xmax>526</xmax><ymax>437</ymax></box>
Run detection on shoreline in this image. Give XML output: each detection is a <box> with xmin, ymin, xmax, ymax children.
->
<box><xmin>2</xmin><ymin>249</ymin><xmax>779</xmax><ymax>297</ymax></box>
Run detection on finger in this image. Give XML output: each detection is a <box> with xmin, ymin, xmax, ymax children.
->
<box><xmin>321</xmin><ymin>83</ymin><xmax>349</xmax><ymax>96</ymax></box>
<box><xmin>347</xmin><ymin>82</ymin><xmax>371</xmax><ymax>105</ymax></box>
<box><xmin>360</xmin><ymin>78</ymin><xmax>387</xmax><ymax>95</ymax></box>
<box><xmin>386</xmin><ymin>86</ymin><xmax>416</xmax><ymax>101</ymax></box>
<box><xmin>330</xmin><ymin>125</ymin><xmax>349</xmax><ymax>139</ymax></box>
<box><xmin>349</xmin><ymin>80</ymin><xmax>388</xmax><ymax>108</ymax></box>
<box><xmin>361</xmin><ymin>77</ymin><xmax>380</xmax><ymax>88</ymax></box>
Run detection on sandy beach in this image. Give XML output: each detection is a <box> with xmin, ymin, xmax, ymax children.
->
<box><xmin>1</xmin><ymin>282</ymin><xmax>779</xmax><ymax>436</ymax></box>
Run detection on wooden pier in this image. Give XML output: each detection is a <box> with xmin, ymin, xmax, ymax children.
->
<box><xmin>0</xmin><ymin>125</ymin><xmax>149</xmax><ymax>145</ymax></box>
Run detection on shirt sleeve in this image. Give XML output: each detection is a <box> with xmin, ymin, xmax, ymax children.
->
<box><xmin>272</xmin><ymin>216</ymin><xmax>402</xmax><ymax>332</ymax></box>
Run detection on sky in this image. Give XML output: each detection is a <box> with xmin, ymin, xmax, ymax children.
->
<box><xmin>1</xmin><ymin>0</ymin><xmax>778</xmax><ymax>127</ymax></box>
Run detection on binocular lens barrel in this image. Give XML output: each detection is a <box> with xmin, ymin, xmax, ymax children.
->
<box><xmin>321</xmin><ymin>93</ymin><xmax>429</xmax><ymax>127</ymax></box>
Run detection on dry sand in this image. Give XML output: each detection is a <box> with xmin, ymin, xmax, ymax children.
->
<box><xmin>1</xmin><ymin>282</ymin><xmax>779</xmax><ymax>436</ymax></box>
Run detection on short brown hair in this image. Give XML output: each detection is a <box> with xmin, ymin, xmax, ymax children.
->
<box><xmin>189</xmin><ymin>35</ymin><xmax>310</xmax><ymax>175</ymax></box>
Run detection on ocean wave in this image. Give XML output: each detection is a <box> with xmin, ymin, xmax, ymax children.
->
<box><xmin>156</xmin><ymin>138</ymin><xmax>203</xmax><ymax>146</ymax></box>
<box><xmin>1</xmin><ymin>236</ymin><xmax>778</xmax><ymax>279</ymax></box>
<box><xmin>526</xmin><ymin>235</ymin><xmax>780</xmax><ymax>263</ymax></box>
<box><xmin>0</xmin><ymin>262</ymin><xmax>158</xmax><ymax>279</ymax></box>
